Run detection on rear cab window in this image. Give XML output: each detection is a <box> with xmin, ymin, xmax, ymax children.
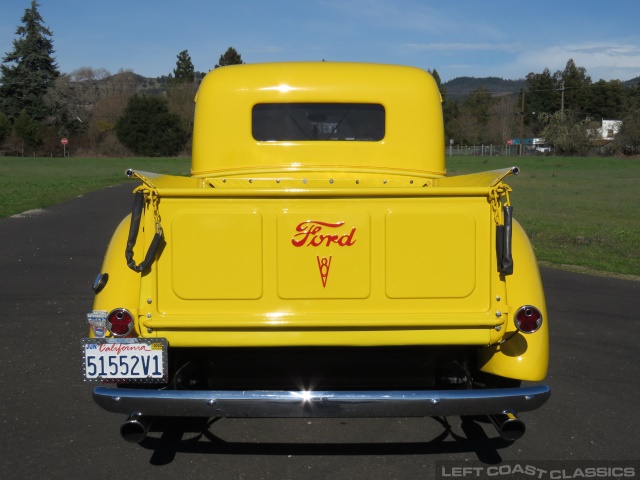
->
<box><xmin>252</xmin><ymin>103</ymin><xmax>385</xmax><ymax>142</ymax></box>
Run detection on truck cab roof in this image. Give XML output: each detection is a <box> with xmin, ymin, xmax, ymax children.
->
<box><xmin>192</xmin><ymin>62</ymin><xmax>445</xmax><ymax>179</ymax></box>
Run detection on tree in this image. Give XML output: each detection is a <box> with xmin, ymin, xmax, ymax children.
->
<box><xmin>540</xmin><ymin>110</ymin><xmax>599</xmax><ymax>156</ymax></box>
<box><xmin>615</xmin><ymin>112</ymin><xmax>640</xmax><ymax>155</ymax></box>
<box><xmin>87</xmin><ymin>92</ymin><xmax>132</xmax><ymax>156</ymax></box>
<box><xmin>453</xmin><ymin>109</ymin><xmax>481</xmax><ymax>144</ymax></box>
<box><xmin>525</xmin><ymin>68</ymin><xmax>560</xmax><ymax>114</ymax></box>
<box><xmin>0</xmin><ymin>1</ymin><xmax>59</xmax><ymax>120</ymax></box>
<box><xmin>215</xmin><ymin>47</ymin><xmax>244</xmax><ymax>68</ymax></box>
<box><xmin>554</xmin><ymin>59</ymin><xmax>592</xmax><ymax>114</ymax></box>
<box><xmin>451</xmin><ymin>86</ymin><xmax>493</xmax><ymax>144</ymax></box>
<box><xmin>116</xmin><ymin>95</ymin><xmax>188</xmax><ymax>156</ymax></box>
<box><xmin>166</xmin><ymin>82</ymin><xmax>197</xmax><ymax>154</ymax></box>
<box><xmin>614</xmin><ymin>82</ymin><xmax>640</xmax><ymax>155</ymax></box>
<box><xmin>429</xmin><ymin>68</ymin><xmax>443</xmax><ymax>90</ymax></box>
<box><xmin>13</xmin><ymin>108</ymin><xmax>41</xmax><ymax>154</ymax></box>
<box><xmin>463</xmin><ymin>87</ymin><xmax>492</xmax><ymax>127</ymax></box>
<box><xmin>430</xmin><ymin>68</ymin><xmax>457</xmax><ymax>142</ymax></box>
<box><xmin>170</xmin><ymin>50</ymin><xmax>195</xmax><ymax>84</ymax></box>
<box><xmin>589</xmin><ymin>79</ymin><xmax>625</xmax><ymax>120</ymax></box>
<box><xmin>525</xmin><ymin>68</ymin><xmax>560</xmax><ymax>133</ymax></box>
<box><xmin>45</xmin><ymin>67</ymin><xmax>112</xmax><ymax>134</ymax></box>
<box><xmin>0</xmin><ymin>112</ymin><xmax>11</xmax><ymax>144</ymax></box>
<box><xmin>166</xmin><ymin>50</ymin><xmax>198</xmax><ymax>153</ymax></box>
<box><xmin>486</xmin><ymin>95</ymin><xmax>520</xmax><ymax>145</ymax></box>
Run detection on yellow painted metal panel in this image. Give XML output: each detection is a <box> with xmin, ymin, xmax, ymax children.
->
<box><xmin>150</xmin><ymin>328</ymin><xmax>491</xmax><ymax>348</ymax></box>
<box><xmin>277</xmin><ymin>211</ymin><xmax>370</xmax><ymax>299</ymax></box>
<box><xmin>168</xmin><ymin>210</ymin><xmax>263</xmax><ymax>300</ymax></box>
<box><xmin>434</xmin><ymin>167</ymin><xmax>518</xmax><ymax>188</ymax></box>
<box><xmin>386</xmin><ymin>209</ymin><xmax>477</xmax><ymax>299</ymax></box>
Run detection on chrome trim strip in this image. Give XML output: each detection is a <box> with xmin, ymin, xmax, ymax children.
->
<box><xmin>93</xmin><ymin>385</ymin><xmax>550</xmax><ymax>418</ymax></box>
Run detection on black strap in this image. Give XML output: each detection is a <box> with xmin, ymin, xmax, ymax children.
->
<box><xmin>125</xmin><ymin>191</ymin><xmax>164</xmax><ymax>272</ymax></box>
<box><xmin>496</xmin><ymin>205</ymin><xmax>514</xmax><ymax>275</ymax></box>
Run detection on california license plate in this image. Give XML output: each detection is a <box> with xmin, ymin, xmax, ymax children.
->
<box><xmin>81</xmin><ymin>338</ymin><xmax>168</xmax><ymax>383</ymax></box>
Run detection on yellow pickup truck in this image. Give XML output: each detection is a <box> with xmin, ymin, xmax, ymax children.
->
<box><xmin>83</xmin><ymin>62</ymin><xmax>549</xmax><ymax>444</ymax></box>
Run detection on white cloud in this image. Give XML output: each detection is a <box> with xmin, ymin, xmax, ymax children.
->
<box><xmin>514</xmin><ymin>42</ymin><xmax>640</xmax><ymax>80</ymax></box>
<box><xmin>405</xmin><ymin>42</ymin><xmax>523</xmax><ymax>53</ymax></box>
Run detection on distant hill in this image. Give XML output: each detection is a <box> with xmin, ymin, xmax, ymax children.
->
<box><xmin>442</xmin><ymin>76</ymin><xmax>526</xmax><ymax>100</ymax></box>
<box><xmin>95</xmin><ymin>71</ymin><xmax>640</xmax><ymax>100</ymax></box>
<box><xmin>443</xmin><ymin>74</ymin><xmax>640</xmax><ymax>100</ymax></box>
<box><xmin>89</xmin><ymin>70</ymin><xmax>207</xmax><ymax>96</ymax></box>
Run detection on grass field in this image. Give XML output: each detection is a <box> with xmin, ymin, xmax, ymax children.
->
<box><xmin>1</xmin><ymin>155</ymin><xmax>638</xmax><ymax>277</ymax></box>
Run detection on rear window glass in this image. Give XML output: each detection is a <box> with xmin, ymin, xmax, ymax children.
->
<box><xmin>252</xmin><ymin>103</ymin><xmax>385</xmax><ymax>142</ymax></box>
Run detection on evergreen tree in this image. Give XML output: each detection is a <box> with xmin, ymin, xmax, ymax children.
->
<box><xmin>170</xmin><ymin>50</ymin><xmax>195</xmax><ymax>84</ymax></box>
<box><xmin>115</xmin><ymin>95</ymin><xmax>188</xmax><ymax>157</ymax></box>
<box><xmin>525</xmin><ymin>68</ymin><xmax>560</xmax><ymax>134</ymax></box>
<box><xmin>215</xmin><ymin>47</ymin><xmax>244</xmax><ymax>68</ymax></box>
<box><xmin>554</xmin><ymin>59</ymin><xmax>592</xmax><ymax>114</ymax></box>
<box><xmin>0</xmin><ymin>112</ymin><xmax>11</xmax><ymax>144</ymax></box>
<box><xmin>429</xmin><ymin>68</ymin><xmax>443</xmax><ymax>90</ymax></box>
<box><xmin>429</xmin><ymin>68</ymin><xmax>457</xmax><ymax>143</ymax></box>
<box><xmin>588</xmin><ymin>79</ymin><xmax>625</xmax><ymax>120</ymax></box>
<box><xmin>525</xmin><ymin>68</ymin><xmax>560</xmax><ymax>115</ymax></box>
<box><xmin>0</xmin><ymin>1</ymin><xmax>59</xmax><ymax>120</ymax></box>
<box><xmin>463</xmin><ymin>86</ymin><xmax>492</xmax><ymax>128</ymax></box>
<box><xmin>14</xmin><ymin>108</ymin><xmax>41</xmax><ymax>154</ymax></box>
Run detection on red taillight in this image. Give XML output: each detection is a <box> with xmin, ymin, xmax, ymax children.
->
<box><xmin>107</xmin><ymin>308</ymin><xmax>134</xmax><ymax>336</ymax></box>
<box><xmin>514</xmin><ymin>306</ymin><xmax>543</xmax><ymax>334</ymax></box>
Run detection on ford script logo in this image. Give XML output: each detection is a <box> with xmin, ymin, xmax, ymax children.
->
<box><xmin>291</xmin><ymin>221</ymin><xmax>357</xmax><ymax>247</ymax></box>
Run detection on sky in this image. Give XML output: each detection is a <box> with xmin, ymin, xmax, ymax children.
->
<box><xmin>1</xmin><ymin>0</ymin><xmax>640</xmax><ymax>84</ymax></box>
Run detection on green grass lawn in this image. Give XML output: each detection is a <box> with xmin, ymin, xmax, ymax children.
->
<box><xmin>1</xmin><ymin>155</ymin><xmax>639</xmax><ymax>277</ymax></box>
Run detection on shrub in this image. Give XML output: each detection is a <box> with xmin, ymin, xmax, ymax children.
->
<box><xmin>115</xmin><ymin>95</ymin><xmax>188</xmax><ymax>156</ymax></box>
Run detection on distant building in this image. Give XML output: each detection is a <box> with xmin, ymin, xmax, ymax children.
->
<box><xmin>597</xmin><ymin>119</ymin><xmax>622</xmax><ymax>140</ymax></box>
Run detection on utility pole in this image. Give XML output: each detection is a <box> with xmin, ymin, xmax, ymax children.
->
<box><xmin>560</xmin><ymin>81</ymin><xmax>565</xmax><ymax>113</ymax></box>
<box><xmin>520</xmin><ymin>91</ymin><xmax>525</xmax><ymax>156</ymax></box>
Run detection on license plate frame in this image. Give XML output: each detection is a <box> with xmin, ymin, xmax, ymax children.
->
<box><xmin>81</xmin><ymin>338</ymin><xmax>168</xmax><ymax>383</ymax></box>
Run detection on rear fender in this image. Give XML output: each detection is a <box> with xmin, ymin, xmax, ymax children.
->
<box><xmin>91</xmin><ymin>215</ymin><xmax>142</xmax><ymax>335</ymax></box>
<box><xmin>478</xmin><ymin>220</ymin><xmax>549</xmax><ymax>381</ymax></box>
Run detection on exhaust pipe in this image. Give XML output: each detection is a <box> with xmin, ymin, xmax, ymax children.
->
<box><xmin>120</xmin><ymin>413</ymin><xmax>153</xmax><ymax>443</ymax></box>
<box><xmin>489</xmin><ymin>410</ymin><xmax>525</xmax><ymax>442</ymax></box>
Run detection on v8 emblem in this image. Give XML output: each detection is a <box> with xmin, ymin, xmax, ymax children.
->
<box><xmin>317</xmin><ymin>256</ymin><xmax>332</xmax><ymax>288</ymax></box>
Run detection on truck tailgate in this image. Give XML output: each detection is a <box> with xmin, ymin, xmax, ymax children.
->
<box><xmin>150</xmin><ymin>202</ymin><xmax>499</xmax><ymax>336</ymax></box>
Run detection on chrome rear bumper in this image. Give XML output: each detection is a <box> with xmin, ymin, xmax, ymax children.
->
<box><xmin>93</xmin><ymin>384</ymin><xmax>550</xmax><ymax>418</ymax></box>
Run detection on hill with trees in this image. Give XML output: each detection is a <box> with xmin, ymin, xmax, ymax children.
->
<box><xmin>623</xmin><ymin>76</ymin><xmax>640</xmax><ymax>88</ymax></box>
<box><xmin>442</xmin><ymin>77</ymin><xmax>526</xmax><ymax>100</ymax></box>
